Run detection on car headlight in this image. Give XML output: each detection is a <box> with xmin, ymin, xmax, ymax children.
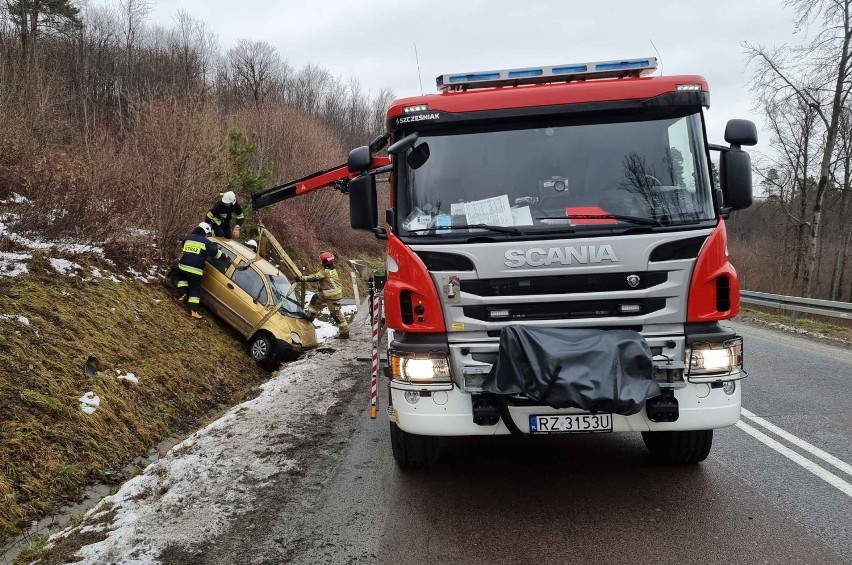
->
<box><xmin>390</xmin><ymin>352</ymin><xmax>451</xmax><ymax>384</ymax></box>
<box><xmin>689</xmin><ymin>338</ymin><xmax>743</xmax><ymax>376</ymax></box>
<box><xmin>290</xmin><ymin>332</ymin><xmax>301</xmax><ymax>345</ymax></box>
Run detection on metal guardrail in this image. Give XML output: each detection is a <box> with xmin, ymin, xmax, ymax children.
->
<box><xmin>740</xmin><ymin>290</ymin><xmax>852</xmax><ymax>323</ymax></box>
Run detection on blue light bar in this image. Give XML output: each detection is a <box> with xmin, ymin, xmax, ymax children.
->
<box><xmin>508</xmin><ymin>68</ymin><xmax>544</xmax><ymax>79</ymax></box>
<box><xmin>448</xmin><ymin>72</ymin><xmax>501</xmax><ymax>83</ymax></box>
<box><xmin>552</xmin><ymin>65</ymin><xmax>588</xmax><ymax>74</ymax></box>
<box><xmin>595</xmin><ymin>59</ymin><xmax>652</xmax><ymax>71</ymax></box>
<box><xmin>436</xmin><ymin>57</ymin><xmax>657</xmax><ymax>92</ymax></box>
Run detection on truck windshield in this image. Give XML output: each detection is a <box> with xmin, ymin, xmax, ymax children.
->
<box><xmin>269</xmin><ymin>275</ymin><xmax>307</xmax><ymax>317</ymax></box>
<box><xmin>396</xmin><ymin>111</ymin><xmax>714</xmax><ymax>237</ymax></box>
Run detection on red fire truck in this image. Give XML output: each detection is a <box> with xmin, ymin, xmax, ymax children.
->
<box><xmin>253</xmin><ymin>57</ymin><xmax>756</xmax><ymax>469</ymax></box>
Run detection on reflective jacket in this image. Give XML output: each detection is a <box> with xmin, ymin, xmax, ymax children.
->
<box><xmin>178</xmin><ymin>233</ymin><xmax>222</xmax><ymax>276</ymax></box>
<box><xmin>302</xmin><ymin>266</ymin><xmax>343</xmax><ymax>300</ymax></box>
<box><xmin>206</xmin><ymin>200</ymin><xmax>245</xmax><ymax>235</ymax></box>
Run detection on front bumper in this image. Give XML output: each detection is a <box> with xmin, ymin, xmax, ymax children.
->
<box><xmin>390</xmin><ymin>380</ymin><xmax>741</xmax><ymax>436</ymax></box>
<box><xmin>275</xmin><ymin>338</ymin><xmax>307</xmax><ymax>359</ymax></box>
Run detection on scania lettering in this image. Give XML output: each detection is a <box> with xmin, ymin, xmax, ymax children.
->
<box><xmin>504</xmin><ymin>245</ymin><xmax>619</xmax><ymax>267</ymax></box>
<box><xmin>252</xmin><ymin>57</ymin><xmax>758</xmax><ymax>468</ymax></box>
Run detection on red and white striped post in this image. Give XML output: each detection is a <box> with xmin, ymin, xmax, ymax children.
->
<box><xmin>370</xmin><ymin>287</ymin><xmax>379</xmax><ymax>419</ymax></box>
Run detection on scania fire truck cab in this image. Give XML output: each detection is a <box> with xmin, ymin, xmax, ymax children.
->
<box><xmin>255</xmin><ymin>57</ymin><xmax>757</xmax><ymax>469</ymax></box>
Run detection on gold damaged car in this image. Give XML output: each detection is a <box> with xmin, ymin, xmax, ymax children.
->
<box><xmin>171</xmin><ymin>229</ymin><xmax>318</xmax><ymax>366</ymax></box>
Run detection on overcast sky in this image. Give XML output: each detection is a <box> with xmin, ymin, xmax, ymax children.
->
<box><xmin>147</xmin><ymin>0</ymin><xmax>801</xmax><ymax>150</ymax></box>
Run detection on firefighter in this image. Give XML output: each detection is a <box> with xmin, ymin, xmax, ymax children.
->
<box><xmin>176</xmin><ymin>222</ymin><xmax>222</xmax><ymax>319</ymax></box>
<box><xmin>245</xmin><ymin>239</ymin><xmax>258</xmax><ymax>253</ymax></box>
<box><xmin>206</xmin><ymin>190</ymin><xmax>245</xmax><ymax>239</ymax></box>
<box><xmin>300</xmin><ymin>251</ymin><xmax>349</xmax><ymax>339</ymax></box>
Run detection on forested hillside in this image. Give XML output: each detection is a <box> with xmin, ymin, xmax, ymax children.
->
<box><xmin>0</xmin><ymin>0</ymin><xmax>390</xmax><ymax>263</ymax></box>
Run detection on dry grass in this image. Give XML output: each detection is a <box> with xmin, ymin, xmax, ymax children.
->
<box><xmin>738</xmin><ymin>306</ymin><xmax>852</xmax><ymax>342</ymax></box>
<box><xmin>0</xmin><ymin>255</ymin><xmax>269</xmax><ymax>543</ymax></box>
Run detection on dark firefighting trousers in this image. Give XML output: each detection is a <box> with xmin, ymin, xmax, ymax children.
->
<box><xmin>175</xmin><ymin>268</ymin><xmax>203</xmax><ymax>312</ymax></box>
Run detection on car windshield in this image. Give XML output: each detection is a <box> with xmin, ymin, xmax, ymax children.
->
<box><xmin>269</xmin><ymin>275</ymin><xmax>306</xmax><ymax>316</ymax></box>
<box><xmin>396</xmin><ymin>110</ymin><xmax>715</xmax><ymax>238</ymax></box>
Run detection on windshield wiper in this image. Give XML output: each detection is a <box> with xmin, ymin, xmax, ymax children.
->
<box><xmin>409</xmin><ymin>223</ymin><xmax>525</xmax><ymax>236</ymax></box>
<box><xmin>536</xmin><ymin>214</ymin><xmax>664</xmax><ymax>227</ymax></box>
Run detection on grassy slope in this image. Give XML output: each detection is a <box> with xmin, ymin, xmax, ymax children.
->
<box><xmin>0</xmin><ymin>252</ymin><xmax>269</xmax><ymax>541</ymax></box>
<box><xmin>738</xmin><ymin>306</ymin><xmax>852</xmax><ymax>343</ymax></box>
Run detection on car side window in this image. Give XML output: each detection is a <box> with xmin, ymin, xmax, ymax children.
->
<box><xmin>231</xmin><ymin>266</ymin><xmax>268</xmax><ymax>304</ymax></box>
<box><xmin>209</xmin><ymin>247</ymin><xmax>236</xmax><ymax>274</ymax></box>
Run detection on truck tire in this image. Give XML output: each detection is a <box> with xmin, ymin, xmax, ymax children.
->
<box><xmin>389</xmin><ymin>422</ymin><xmax>440</xmax><ymax>470</ymax></box>
<box><xmin>641</xmin><ymin>430</ymin><xmax>713</xmax><ymax>464</ymax></box>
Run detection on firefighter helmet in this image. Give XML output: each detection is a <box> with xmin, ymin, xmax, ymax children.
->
<box><xmin>320</xmin><ymin>251</ymin><xmax>335</xmax><ymax>266</ymax></box>
<box><xmin>245</xmin><ymin>239</ymin><xmax>258</xmax><ymax>251</ymax></box>
<box><xmin>222</xmin><ymin>191</ymin><xmax>237</xmax><ymax>205</ymax></box>
<box><xmin>198</xmin><ymin>222</ymin><xmax>213</xmax><ymax>236</ymax></box>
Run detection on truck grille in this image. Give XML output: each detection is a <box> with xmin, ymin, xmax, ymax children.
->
<box><xmin>463</xmin><ymin>271</ymin><xmax>667</xmax><ymax>297</ymax></box>
<box><xmin>463</xmin><ymin>298</ymin><xmax>667</xmax><ymax>322</ymax></box>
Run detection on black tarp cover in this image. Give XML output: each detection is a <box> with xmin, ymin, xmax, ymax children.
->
<box><xmin>482</xmin><ymin>326</ymin><xmax>660</xmax><ymax>415</ymax></box>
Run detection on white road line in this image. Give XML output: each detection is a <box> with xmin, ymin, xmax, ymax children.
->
<box><xmin>741</xmin><ymin>408</ymin><xmax>852</xmax><ymax>478</ymax></box>
<box><xmin>736</xmin><ymin>421</ymin><xmax>852</xmax><ymax>498</ymax></box>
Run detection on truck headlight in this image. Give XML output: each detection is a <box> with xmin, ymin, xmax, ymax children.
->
<box><xmin>390</xmin><ymin>352</ymin><xmax>451</xmax><ymax>383</ymax></box>
<box><xmin>689</xmin><ymin>338</ymin><xmax>743</xmax><ymax>376</ymax></box>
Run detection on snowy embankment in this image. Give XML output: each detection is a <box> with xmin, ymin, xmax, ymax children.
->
<box><xmin>0</xmin><ymin>196</ymin><xmax>159</xmax><ymax>282</ymax></box>
<box><xmin>35</xmin><ymin>307</ymin><xmax>369</xmax><ymax>564</ymax></box>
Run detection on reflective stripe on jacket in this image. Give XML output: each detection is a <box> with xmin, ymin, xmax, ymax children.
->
<box><xmin>178</xmin><ymin>233</ymin><xmax>221</xmax><ymax>275</ymax></box>
<box><xmin>303</xmin><ymin>267</ymin><xmax>343</xmax><ymax>300</ymax></box>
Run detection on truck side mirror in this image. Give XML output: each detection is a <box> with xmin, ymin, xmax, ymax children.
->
<box><xmin>724</xmin><ymin>119</ymin><xmax>758</xmax><ymax>147</ymax></box>
<box><xmin>349</xmin><ymin>175</ymin><xmax>378</xmax><ymax>231</ymax></box>
<box><xmin>347</xmin><ymin>146</ymin><xmax>372</xmax><ymax>173</ymax></box>
<box><xmin>719</xmin><ymin>148</ymin><xmax>753</xmax><ymax>211</ymax></box>
<box><xmin>718</xmin><ymin>119</ymin><xmax>757</xmax><ymax>212</ymax></box>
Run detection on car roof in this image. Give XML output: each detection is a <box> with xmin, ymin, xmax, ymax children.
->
<box><xmin>212</xmin><ymin>237</ymin><xmax>286</xmax><ymax>277</ymax></box>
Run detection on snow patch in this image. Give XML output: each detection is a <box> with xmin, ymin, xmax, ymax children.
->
<box><xmin>313</xmin><ymin>319</ymin><xmax>338</xmax><ymax>341</ymax></box>
<box><xmin>126</xmin><ymin>265</ymin><xmax>160</xmax><ymax>283</ymax></box>
<box><xmin>79</xmin><ymin>392</ymin><xmax>101</xmax><ymax>415</ymax></box>
<box><xmin>117</xmin><ymin>373</ymin><xmax>139</xmax><ymax>385</ymax></box>
<box><xmin>0</xmin><ymin>192</ymin><xmax>31</xmax><ymax>205</ymax></box>
<box><xmin>0</xmin><ymin>251</ymin><xmax>29</xmax><ymax>278</ymax></box>
<box><xmin>50</xmin><ymin>258</ymin><xmax>82</xmax><ymax>275</ymax></box>
<box><xmin>0</xmin><ymin>314</ymin><xmax>30</xmax><ymax>326</ymax></box>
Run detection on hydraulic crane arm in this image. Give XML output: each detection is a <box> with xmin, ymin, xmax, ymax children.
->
<box><xmin>251</xmin><ymin>156</ymin><xmax>391</xmax><ymax>210</ymax></box>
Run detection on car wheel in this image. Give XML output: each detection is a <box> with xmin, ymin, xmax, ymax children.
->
<box><xmin>642</xmin><ymin>430</ymin><xmax>713</xmax><ymax>464</ymax></box>
<box><xmin>389</xmin><ymin>422</ymin><xmax>440</xmax><ymax>470</ymax></box>
<box><xmin>249</xmin><ymin>334</ymin><xmax>275</xmax><ymax>364</ymax></box>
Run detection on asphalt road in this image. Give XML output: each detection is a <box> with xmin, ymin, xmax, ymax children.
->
<box><xmin>259</xmin><ymin>321</ymin><xmax>851</xmax><ymax>565</ymax></box>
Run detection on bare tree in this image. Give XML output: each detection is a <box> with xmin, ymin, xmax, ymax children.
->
<box><xmin>829</xmin><ymin>108</ymin><xmax>852</xmax><ymax>299</ymax></box>
<box><xmin>226</xmin><ymin>39</ymin><xmax>281</xmax><ymax>106</ymax></box>
<box><xmin>745</xmin><ymin>0</ymin><xmax>852</xmax><ymax>297</ymax></box>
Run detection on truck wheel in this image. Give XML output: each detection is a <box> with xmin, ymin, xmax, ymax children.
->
<box><xmin>642</xmin><ymin>430</ymin><xmax>713</xmax><ymax>464</ymax></box>
<box><xmin>389</xmin><ymin>422</ymin><xmax>440</xmax><ymax>470</ymax></box>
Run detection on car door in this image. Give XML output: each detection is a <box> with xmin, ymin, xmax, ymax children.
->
<box><xmin>220</xmin><ymin>263</ymin><xmax>270</xmax><ymax>336</ymax></box>
<box><xmin>202</xmin><ymin>246</ymin><xmax>241</xmax><ymax>327</ymax></box>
